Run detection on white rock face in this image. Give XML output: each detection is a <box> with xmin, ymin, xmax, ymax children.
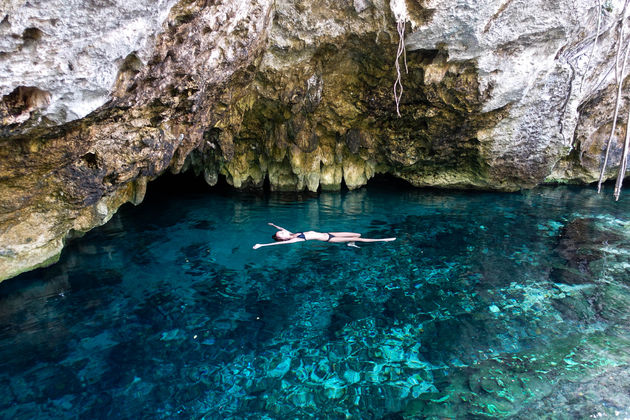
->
<box><xmin>406</xmin><ymin>0</ymin><xmax>625</xmax><ymax>183</ymax></box>
<box><xmin>390</xmin><ymin>0</ymin><xmax>407</xmax><ymax>21</ymax></box>
<box><xmin>406</xmin><ymin>0</ymin><xmax>601</xmax><ymax>111</ymax></box>
<box><xmin>0</xmin><ymin>0</ymin><xmax>177</xmax><ymax>123</ymax></box>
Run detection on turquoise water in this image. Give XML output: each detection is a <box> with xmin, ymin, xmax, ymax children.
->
<box><xmin>1</xmin><ymin>176</ymin><xmax>630</xmax><ymax>419</ymax></box>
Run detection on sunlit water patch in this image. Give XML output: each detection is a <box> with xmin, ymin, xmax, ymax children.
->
<box><xmin>1</xmin><ymin>177</ymin><xmax>630</xmax><ymax>419</ymax></box>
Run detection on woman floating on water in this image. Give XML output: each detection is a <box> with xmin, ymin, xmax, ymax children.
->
<box><xmin>253</xmin><ymin>223</ymin><xmax>396</xmax><ymax>249</ymax></box>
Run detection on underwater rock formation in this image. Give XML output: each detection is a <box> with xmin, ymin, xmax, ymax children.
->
<box><xmin>0</xmin><ymin>0</ymin><xmax>629</xmax><ymax>280</ymax></box>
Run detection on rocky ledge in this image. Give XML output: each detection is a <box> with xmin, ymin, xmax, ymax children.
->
<box><xmin>1</xmin><ymin>0</ymin><xmax>629</xmax><ymax>281</ymax></box>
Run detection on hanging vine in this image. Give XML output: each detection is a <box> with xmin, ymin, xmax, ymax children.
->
<box><xmin>579</xmin><ymin>0</ymin><xmax>603</xmax><ymax>93</ymax></box>
<box><xmin>614</xmin><ymin>105</ymin><xmax>630</xmax><ymax>199</ymax></box>
<box><xmin>596</xmin><ymin>15</ymin><xmax>630</xmax><ymax>194</ymax></box>
<box><xmin>394</xmin><ymin>18</ymin><xmax>408</xmax><ymax>117</ymax></box>
<box><xmin>391</xmin><ymin>0</ymin><xmax>408</xmax><ymax>117</ymax></box>
<box><xmin>593</xmin><ymin>0</ymin><xmax>630</xmax><ymax>199</ymax></box>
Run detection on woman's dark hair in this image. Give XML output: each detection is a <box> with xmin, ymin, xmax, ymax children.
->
<box><xmin>272</xmin><ymin>233</ymin><xmax>283</xmax><ymax>241</ymax></box>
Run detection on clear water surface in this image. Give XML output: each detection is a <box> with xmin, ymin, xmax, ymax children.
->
<box><xmin>1</xmin><ymin>176</ymin><xmax>629</xmax><ymax>419</ymax></box>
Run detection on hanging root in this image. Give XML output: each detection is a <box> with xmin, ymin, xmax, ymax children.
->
<box><xmin>614</xmin><ymin>106</ymin><xmax>630</xmax><ymax>200</ymax></box>
<box><xmin>597</xmin><ymin>3</ymin><xmax>630</xmax><ymax>193</ymax></box>
<box><xmin>597</xmin><ymin>40</ymin><xmax>629</xmax><ymax>193</ymax></box>
<box><xmin>579</xmin><ymin>0</ymin><xmax>602</xmax><ymax>93</ymax></box>
<box><xmin>393</xmin><ymin>19</ymin><xmax>408</xmax><ymax>117</ymax></box>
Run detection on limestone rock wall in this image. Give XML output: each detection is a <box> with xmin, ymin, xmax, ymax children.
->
<box><xmin>0</xmin><ymin>0</ymin><xmax>275</xmax><ymax>281</ymax></box>
<box><xmin>0</xmin><ymin>0</ymin><xmax>178</xmax><ymax>123</ymax></box>
<box><xmin>186</xmin><ymin>0</ymin><xmax>505</xmax><ymax>191</ymax></box>
<box><xmin>404</xmin><ymin>0</ymin><xmax>629</xmax><ymax>186</ymax></box>
<box><xmin>0</xmin><ymin>0</ymin><xmax>628</xmax><ymax>280</ymax></box>
<box><xmin>186</xmin><ymin>0</ymin><xmax>629</xmax><ymax>191</ymax></box>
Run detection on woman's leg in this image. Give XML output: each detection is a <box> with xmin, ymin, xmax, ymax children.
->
<box><xmin>328</xmin><ymin>237</ymin><xmax>395</xmax><ymax>243</ymax></box>
<box><xmin>353</xmin><ymin>237</ymin><xmax>396</xmax><ymax>242</ymax></box>
<box><xmin>328</xmin><ymin>232</ymin><xmax>361</xmax><ymax>238</ymax></box>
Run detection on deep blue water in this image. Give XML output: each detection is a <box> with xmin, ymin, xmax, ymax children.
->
<box><xmin>1</xmin><ymin>176</ymin><xmax>630</xmax><ymax>419</ymax></box>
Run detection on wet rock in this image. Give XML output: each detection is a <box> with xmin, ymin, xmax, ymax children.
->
<box><xmin>512</xmin><ymin>365</ymin><xmax>630</xmax><ymax>419</ymax></box>
<box><xmin>382</xmin><ymin>288</ymin><xmax>418</xmax><ymax>325</ymax></box>
<box><xmin>0</xmin><ymin>376</ymin><xmax>14</xmax><ymax>409</ymax></box>
<box><xmin>13</xmin><ymin>364</ymin><xmax>81</xmax><ymax>403</ymax></box>
<box><xmin>551</xmin><ymin>218</ymin><xmax>621</xmax><ymax>285</ymax></box>
<box><xmin>327</xmin><ymin>293</ymin><xmax>374</xmax><ymax>339</ymax></box>
<box><xmin>241</xmin><ymin>296</ymin><xmax>294</xmax><ymax>345</ymax></box>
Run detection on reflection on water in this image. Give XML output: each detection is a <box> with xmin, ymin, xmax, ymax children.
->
<box><xmin>1</xmin><ymin>177</ymin><xmax>630</xmax><ymax>418</ymax></box>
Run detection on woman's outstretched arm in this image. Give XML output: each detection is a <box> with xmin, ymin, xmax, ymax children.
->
<box><xmin>268</xmin><ymin>222</ymin><xmax>291</xmax><ymax>233</ymax></box>
<box><xmin>253</xmin><ymin>238</ymin><xmax>304</xmax><ymax>249</ymax></box>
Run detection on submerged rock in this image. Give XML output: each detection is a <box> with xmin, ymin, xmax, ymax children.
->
<box><xmin>551</xmin><ymin>217</ymin><xmax>623</xmax><ymax>285</ymax></box>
